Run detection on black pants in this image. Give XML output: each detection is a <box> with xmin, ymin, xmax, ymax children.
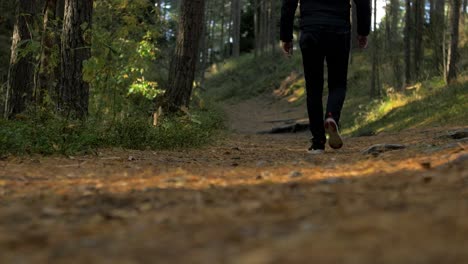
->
<box><xmin>300</xmin><ymin>26</ymin><xmax>351</xmax><ymax>147</ymax></box>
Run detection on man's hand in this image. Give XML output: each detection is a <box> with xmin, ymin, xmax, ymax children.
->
<box><xmin>282</xmin><ymin>41</ymin><xmax>293</xmax><ymax>57</ymax></box>
<box><xmin>358</xmin><ymin>35</ymin><xmax>368</xmax><ymax>49</ymax></box>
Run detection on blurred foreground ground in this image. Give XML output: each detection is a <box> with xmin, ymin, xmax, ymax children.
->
<box><xmin>0</xmin><ymin>97</ymin><xmax>467</xmax><ymax>263</ymax></box>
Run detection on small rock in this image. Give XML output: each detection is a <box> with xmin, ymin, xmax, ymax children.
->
<box><xmin>420</xmin><ymin>162</ymin><xmax>432</xmax><ymax>169</ymax></box>
<box><xmin>422</xmin><ymin>176</ymin><xmax>433</xmax><ymax>183</ymax></box>
<box><xmin>362</xmin><ymin>144</ymin><xmax>406</xmax><ymax>155</ymax></box>
<box><xmin>260</xmin><ymin>171</ymin><xmax>272</xmax><ymax>179</ymax></box>
<box><xmin>318</xmin><ymin>177</ymin><xmax>345</xmax><ymax>185</ymax></box>
<box><xmin>289</xmin><ymin>171</ymin><xmax>303</xmax><ymax>178</ymax></box>
<box><xmin>42</xmin><ymin>207</ymin><xmax>64</xmax><ymax>217</ymax></box>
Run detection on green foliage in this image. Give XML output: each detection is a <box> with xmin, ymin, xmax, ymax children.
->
<box><xmin>84</xmin><ymin>0</ymin><xmax>165</xmax><ymax>117</ymax></box>
<box><xmin>0</xmin><ymin>107</ymin><xmax>224</xmax><ymax>156</ymax></box>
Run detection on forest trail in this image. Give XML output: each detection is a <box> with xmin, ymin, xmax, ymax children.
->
<box><xmin>1</xmin><ymin>95</ymin><xmax>468</xmax><ymax>263</ymax></box>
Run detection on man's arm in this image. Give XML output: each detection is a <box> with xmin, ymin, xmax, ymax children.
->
<box><xmin>353</xmin><ymin>0</ymin><xmax>372</xmax><ymax>37</ymax></box>
<box><xmin>280</xmin><ymin>0</ymin><xmax>299</xmax><ymax>42</ymax></box>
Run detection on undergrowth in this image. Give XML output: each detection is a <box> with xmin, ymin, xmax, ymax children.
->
<box><xmin>0</xmin><ymin>107</ymin><xmax>224</xmax><ymax>156</ymax></box>
<box><xmin>204</xmin><ymin>51</ymin><xmax>302</xmax><ymax>101</ymax></box>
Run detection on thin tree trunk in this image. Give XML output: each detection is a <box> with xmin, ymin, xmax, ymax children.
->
<box><xmin>59</xmin><ymin>0</ymin><xmax>93</xmax><ymax>119</ymax></box>
<box><xmin>447</xmin><ymin>0</ymin><xmax>461</xmax><ymax>83</ymax></box>
<box><xmin>413</xmin><ymin>0</ymin><xmax>424</xmax><ymax>80</ymax></box>
<box><xmin>254</xmin><ymin>0</ymin><xmax>259</xmax><ymax>56</ymax></box>
<box><xmin>163</xmin><ymin>0</ymin><xmax>206</xmax><ymax>113</ymax></box>
<box><xmin>220</xmin><ymin>0</ymin><xmax>225</xmax><ymax>59</ymax></box>
<box><xmin>5</xmin><ymin>0</ymin><xmax>37</xmax><ymax>119</ymax></box>
<box><xmin>371</xmin><ymin>0</ymin><xmax>379</xmax><ymax>98</ymax></box>
<box><xmin>199</xmin><ymin>5</ymin><xmax>208</xmax><ymax>87</ymax></box>
<box><xmin>404</xmin><ymin>0</ymin><xmax>412</xmax><ymax>85</ymax></box>
<box><xmin>270</xmin><ymin>0</ymin><xmax>277</xmax><ymax>54</ymax></box>
<box><xmin>36</xmin><ymin>0</ymin><xmax>59</xmax><ymax>107</ymax></box>
<box><xmin>232</xmin><ymin>0</ymin><xmax>241</xmax><ymax>57</ymax></box>
<box><xmin>389</xmin><ymin>0</ymin><xmax>403</xmax><ymax>90</ymax></box>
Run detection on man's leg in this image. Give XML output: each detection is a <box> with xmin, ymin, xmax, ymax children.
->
<box><xmin>325</xmin><ymin>31</ymin><xmax>351</xmax><ymax>125</ymax></box>
<box><xmin>300</xmin><ymin>31</ymin><xmax>326</xmax><ymax>149</ymax></box>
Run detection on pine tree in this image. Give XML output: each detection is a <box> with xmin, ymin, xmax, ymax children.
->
<box><xmin>59</xmin><ymin>0</ymin><xmax>93</xmax><ymax>119</ymax></box>
<box><xmin>4</xmin><ymin>0</ymin><xmax>37</xmax><ymax>118</ymax></box>
<box><xmin>163</xmin><ymin>0</ymin><xmax>206</xmax><ymax>113</ymax></box>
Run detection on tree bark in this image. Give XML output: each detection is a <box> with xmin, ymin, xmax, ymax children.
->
<box><xmin>413</xmin><ymin>0</ymin><xmax>424</xmax><ymax>80</ymax></box>
<box><xmin>36</xmin><ymin>0</ymin><xmax>60</xmax><ymax>107</ymax></box>
<box><xmin>163</xmin><ymin>0</ymin><xmax>206</xmax><ymax>113</ymax></box>
<box><xmin>59</xmin><ymin>0</ymin><xmax>93</xmax><ymax>119</ymax></box>
<box><xmin>371</xmin><ymin>0</ymin><xmax>380</xmax><ymax>98</ymax></box>
<box><xmin>404</xmin><ymin>0</ymin><xmax>412</xmax><ymax>85</ymax></box>
<box><xmin>447</xmin><ymin>0</ymin><xmax>461</xmax><ymax>83</ymax></box>
<box><xmin>232</xmin><ymin>0</ymin><xmax>241</xmax><ymax>57</ymax></box>
<box><xmin>4</xmin><ymin>0</ymin><xmax>37</xmax><ymax>119</ymax></box>
<box><xmin>431</xmin><ymin>0</ymin><xmax>446</xmax><ymax>76</ymax></box>
<box><xmin>220</xmin><ymin>0</ymin><xmax>226</xmax><ymax>59</ymax></box>
<box><xmin>389</xmin><ymin>0</ymin><xmax>403</xmax><ymax>90</ymax></box>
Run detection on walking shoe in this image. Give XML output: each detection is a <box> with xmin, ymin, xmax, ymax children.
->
<box><xmin>307</xmin><ymin>147</ymin><xmax>325</xmax><ymax>155</ymax></box>
<box><xmin>307</xmin><ymin>140</ymin><xmax>325</xmax><ymax>155</ymax></box>
<box><xmin>324</xmin><ymin>117</ymin><xmax>343</xmax><ymax>149</ymax></box>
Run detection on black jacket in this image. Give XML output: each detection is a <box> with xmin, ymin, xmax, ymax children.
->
<box><xmin>280</xmin><ymin>0</ymin><xmax>371</xmax><ymax>42</ymax></box>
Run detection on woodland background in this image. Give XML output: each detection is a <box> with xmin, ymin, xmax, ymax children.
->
<box><xmin>0</xmin><ymin>0</ymin><xmax>467</xmax><ymax>155</ymax></box>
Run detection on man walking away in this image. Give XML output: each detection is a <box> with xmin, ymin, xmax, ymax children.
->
<box><xmin>280</xmin><ymin>0</ymin><xmax>371</xmax><ymax>154</ymax></box>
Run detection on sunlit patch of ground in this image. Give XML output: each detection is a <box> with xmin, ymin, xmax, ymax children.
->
<box><xmin>0</xmin><ymin>127</ymin><xmax>467</xmax><ymax>263</ymax></box>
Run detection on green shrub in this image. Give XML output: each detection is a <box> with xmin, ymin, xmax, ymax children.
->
<box><xmin>0</xmin><ymin>107</ymin><xmax>224</xmax><ymax>156</ymax></box>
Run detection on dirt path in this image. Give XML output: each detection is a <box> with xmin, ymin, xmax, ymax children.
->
<box><xmin>1</xmin><ymin>96</ymin><xmax>467</xmax><ymax>264</ymax></box>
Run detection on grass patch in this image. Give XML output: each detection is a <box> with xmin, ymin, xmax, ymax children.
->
<box><xmin>345</xmin><ymin>79</ymin><xmax>468</xmax><ymax>136</ymax></box>
<box><xmin>205</xmin><ymin>52</ymin><xmax>302</xmax><ymax>101</ymax></box>
<box><xmin>0</xmin><ymin>107</ymin><xmax>224</xmax><ymax>156</ymax></box>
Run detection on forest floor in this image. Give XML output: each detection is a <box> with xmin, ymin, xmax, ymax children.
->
<box><xmin>1</xmin><ymin>94</ymin><xmax>467</xmax><ymax>264</ymax></box>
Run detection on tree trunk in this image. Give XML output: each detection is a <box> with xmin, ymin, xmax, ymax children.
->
<box><xmin>431</xmin><ymin>0</ymin><xmax>445</xmax><ymax>76</ymax></box>
<box><xmin>413</xmin><ymin>0</ymin><xmax>424</xmax><ymax>80</ymax></box>
<box><xmin>253</xmin><ymin>0</ymin><xmax>259</xmax><ymax>56</ymax></box>
<box><xmin>404</xmin><ymin>0</ymin><xmax>412</xmax><ymax>85</ymax></box>
<box><xmin>447</xmin><ymin>0</ymin><xmax>461</xmax><ymax>83</ymax></box>
<box><xmin>232</xmin><ymin>0</ymin><xmax>241</xmax><ymax>57</ymax></box>
<box><xmin>199</xmin><ymin>5</ymin><xmax>208</xmax><ymax>87</ymax></box>
<box><xmin>219</xmin><ymin>0</ymin><xmax>225</xmax><ymax>59</ymax></box>
<box><xmin>389</xmin><ymin>0</ymin><xmax>403</xmax><ymax>90</ymax></box>
<box><xmin>163</xmin><ymin>0</ymin><xmax>206</xmax><ymax>113</ymax></box>
<box><xmin>371</xmin><ymin>0</ymin><xmax>380</xmax><ymax>98</ymax></box>
<box><xmin>269</xmin><ymin>0</ymin><xmax>277</xmax><ymax>54</ymax></box>
<box><xmin>59</xmin><ymin>0</ymin><xmax>93</xmax><ymax>119</ymax></box>
<box><xmin>36</xmin><ymin>0</ymin><xmax>60</xmax><ymax>107</ymax></box>
<box><xmin>4</xmin><ymin>0</ymin><xmax>37</xmax><ymax>119</ymax></box>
